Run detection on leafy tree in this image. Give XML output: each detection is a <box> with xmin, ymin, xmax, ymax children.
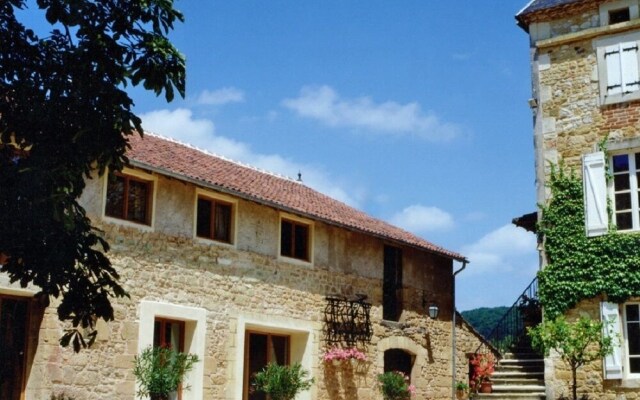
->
<box><xmin>0</xmin><ymin>0</ymin><xmax>185</xmax><ymax>350</ymax></box>
<box><xmin>461</xmin><ymin>306</ymin><xmax>509</xmax><ymax>338</ymax></box>
<box><xmin>528</xmin><ymin>316</ymin><xmax>614</xmax><ymax>400</ymax></box>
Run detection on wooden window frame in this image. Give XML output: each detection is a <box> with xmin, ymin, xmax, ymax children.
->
<box><xmin>195</xmin><ymin>193</ymin><xmax>234</xmax><ymax>244</ymax></box>
<box><xmin>610</xmin><ymin>151</ymin><xmax>640</xmax><ymax>231</ymax></box>
<box><xmin>243</xmin><ymin>331</ymin><xmax>291</xmax><ymax>400</ymax></box>
<box><xmin>383</xmin><ymin>245</ymin><xmax>403</xmax><ymax>322</ymax></box>
<box><xmin>104</xmin><ymin>170</ymin><xmax>154</xmax><ymax>226</ymax></box>
<box><xmin>624</xmin><ymin>303</ymin><xmax>640</xmax><ymax>378</ymax></box>
<box><xmin>153</xmin><ymin>317</ymin><xmax>186</xmax><ymax>400</ymax></box>
<box><xmin>279</xmin><ymin>217</ymin><xmax>311</xmax><ymax>262</ymax></box>
<box><xmin>0</xmin><ymin>294</ymin><xmax>31</xmax><ymax>400</ymax></box>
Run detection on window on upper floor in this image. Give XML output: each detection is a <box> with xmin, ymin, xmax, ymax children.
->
<box><xmin>596</xmin><ymin>32</ymin><xmax>640</xmax><ymax>105</ymax></box>
<box><xmin>611</xmin><ymin>152</ymin><xmax>640</xmax><ymax>231</ymax></box>
<box><xmin>195</xmin><ymin>192</ymin><xmax>234</xmax><ymax>244</ymax></box>
<box><xmin>600</xmin><ymin>0</ymin><xmax>639</xmax><ymax>26</ymax></box>
<box><xmin>383</xmin><ymin>245</ymin><xmax>403</xmax><ymax>321</ymax></box>
<box><xmin>104</xmin><ymin>171</ymin><xmax>154</xmax><ymax>226</ymax></box>
<box><xmin>280</xmin><ymin>217</ymin><xmax>311</xmax><ymax>262</ymax></box>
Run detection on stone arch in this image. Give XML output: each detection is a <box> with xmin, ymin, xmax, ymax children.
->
<box><xmin>377</xmin><ymin>336</ymin><xmax>427</xmax><ymax>383</ymax></box>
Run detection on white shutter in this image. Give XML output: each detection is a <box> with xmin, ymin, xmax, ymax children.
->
<box><xmin>601</xmin><ymin>302</ymin><xmax>623</xmax><ymax>379</ymax></box>
<box><xmin>606</xmin><ymin>44</ymin><xmax>623</xmax><ymax>96</ymax></box>
<box><xmin>621</xmin><ymin>41</ymin><xmax>640</xmax><ymax>94</ymax></box>
<box><xmin>583</xmin><ymin>152</ymin><xmax>608</xmax><ymax>237</ymax></box>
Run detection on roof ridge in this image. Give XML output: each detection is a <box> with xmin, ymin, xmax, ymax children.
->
<box><xmin>142</xmin><ymin>131</ymin><xmax>301</xmax><ymax>184</ymax></box>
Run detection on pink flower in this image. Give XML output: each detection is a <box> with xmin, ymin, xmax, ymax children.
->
<box><xmin>408</xmin><ymin>384</ymin><xmax>416</xmax><ymax>395</ymax></box>
<box><xmin>322</xmin><ymin>346</ymin><xmax>367</xmax><ymax>362</ymax></box>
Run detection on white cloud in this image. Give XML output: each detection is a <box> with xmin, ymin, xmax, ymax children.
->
<box><xmin>389</xmin><ymin>205</ymin><xmax>454</xmax><ymax>234</ymax></box>
<box><xmin>139</xmin><ymin>108</ymin><xmax>362</xmax><ymax>207</ymax></box>
<box><xmin>195</xmin><ymin>87</ymin><xmax>245</xmax><ymax>106</ymax></box>
<box><xmin>460</xmin><ymin>224</ymin><xmax>537</xmax><ymax>277</ymax></box>
<box><xmin>282</xmin><ymin>85</ymin><xmax>461</xmax><ymax>141</ymax></box>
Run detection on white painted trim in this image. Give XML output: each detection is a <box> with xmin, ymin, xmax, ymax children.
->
<box><xmin>232</xmin><ymin>312</ymin><xmax>318</xmax><ymax>400</ymax></box>
<box><xmin>137</xmin><ymin>301</ymin><xmax>207</xmax><ymax>400</ymax></box>
<box><xmin>101</xmin><ymin>167</ymin><xmax>158</xmax><ymax>231</ymax></box>
<box><xmin>595</xmin><ymin>31</ymin><xmax>640</xmax><ymax>106</ymax></box>
<box><xmin>193</xmin><ymin>187</ymin><xmax>238</xmax><ymax>247</ymax></box>
<box><xmin>623</xmin><ymin>302</ymin><xmax>640</xmax><ymax>379</ymax></box>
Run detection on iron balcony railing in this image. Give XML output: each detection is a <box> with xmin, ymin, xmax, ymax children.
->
<box><xmin>475</xmin><ymin>277</ymin><xmax>541</xmax><ymax>357</ymax></box>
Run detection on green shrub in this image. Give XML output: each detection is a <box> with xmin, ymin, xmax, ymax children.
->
<box><xmin>377</xmin><ymin>371</ymin><xmax>415</xmax><ymax>400</ymax></box>
<box><xmin>252</xmin><ymin>362</ymin><xmax>314</xmax><ymax>400</ymax></box>
<box><xmin>132</xmin><ymin>345</ymin><xmax>199</xmax><ymax>400</ymax></box>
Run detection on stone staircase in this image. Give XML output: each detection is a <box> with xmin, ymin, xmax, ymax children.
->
<box><xmin>474</xmin><ymin>340</ymin><xmax>546</xmax><ymax>400</ymax></box>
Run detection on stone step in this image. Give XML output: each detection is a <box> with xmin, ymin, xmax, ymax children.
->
<box><xmin>492</xmin><ymin>384</ymin><xmax>546</xmax><ymax>393</ymax></box>
<box><xmin>492</xmin><ymin>377</ymin><xmax>544</xmax><ymax>386</ymax></box>
<box><xmin>473</xmin><ymin>394</ymin><xmax>545</xmax><ymax>400</ymax></box>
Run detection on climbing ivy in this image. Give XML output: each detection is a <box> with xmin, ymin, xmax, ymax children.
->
<box><xmin>538</xmin><ymin>166</ymin><xmax>640</xmax><ymax>318</ymax></box>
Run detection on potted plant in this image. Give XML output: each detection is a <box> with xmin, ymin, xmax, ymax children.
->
<box><xmin>132</xmin><ymin>345</ymin><xmax>199</xmax><ymax>400</ymax></box>
<box><xmin>377</xmin><ymin>371</ymin><xmax>416</xmax><ymax>400</ymax></box>
<box><xmin>470</xmin><ymin>353</ymin><xmax>495</xmax><ymax>394</ymax></box>
<box><xmin>322</xmin><ymin>346</ymin><xmax>367</xmax><ymax>365</ymax></box>
<box><xmin>252</xmin><ymin>362</ymin><xmax>314</xmax><ymax>400</ymax></box>
<box><xmin>455</xmin><ymin>381</ymin><xmax>469</xmax><ymax>399</ymax></box>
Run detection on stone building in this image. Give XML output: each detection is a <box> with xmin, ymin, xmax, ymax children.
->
<box><xmin>517</xmin><ymin>0</ymin><xmax>640</xmax><ymax>398</ymax></box>
<box><xmin>0</xmin><ymin>132</ymin><xmax>485</xmax><ymax>399</ymax></box>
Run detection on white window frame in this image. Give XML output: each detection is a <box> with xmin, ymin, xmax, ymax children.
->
<box><xmin>233</xmin><ymin>313</ymin><xmax>316</xmax><ymax>400</ymax></box>
<box><xmin>193</xmin><ymin>188</ymin><xmax>237</xmax><ymax>247</ymax></box>
<box><xmin>102</xmin><ymin>167</ymin><xmax>157</xmax><ymax>231</ymax></box>
<box><xmin>623</xmin><ymin>302</ymin><xmax>640</xmax><ymax>379</ymax></box>
<box><xmin>138</xmin><ymin>301</ymin><xmax>207</xmax><ymax>400</ymax></box>
<box><xmin>599</xmin><ymin>0</ymin><xmax>640</xmax><ymax>26</ymax></box>
<box><xmin>609</xmin><ymin>150</ymin><xmax>640</xmax><ymax>231</ymax></box>
<box><xmin>595</xmin><ymin>31</ymin><xmax>640</xmax><ymax>106</ymax></box>
<box><xmin>278</xmin><ymin>213</ymin><xmax>314</xmax><ymax>265</ymax></box>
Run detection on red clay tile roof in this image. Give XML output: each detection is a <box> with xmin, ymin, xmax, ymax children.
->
<box><xmin>127</xmin><ymin>133</ymin><xmax>466</xmax><ymax>262</ymax></box>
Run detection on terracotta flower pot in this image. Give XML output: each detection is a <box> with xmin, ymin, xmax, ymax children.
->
<box><xmin>479</xmin><ymin>381</ymin><xmax>492</xmax><ymax>393</ymax></box>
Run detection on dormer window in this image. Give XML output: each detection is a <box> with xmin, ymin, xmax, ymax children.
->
<box><xmin>610</xmin><ymin>8</ymin><xmax>631</xmax><ymax>24</ymax></box>
<box><xmin>600</xmin><ymin>0</ymin><xmax>639</xmax><ymax>26</ymax></box>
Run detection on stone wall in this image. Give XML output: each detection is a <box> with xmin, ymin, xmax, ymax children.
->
<box><xmin>526</xmin><ymin>2</ymin><xmax>640</xmax><ymax>398</ymax></box>
<box><xmin>3</xmin><ymin>170</ymin><xmax>485</xmax><ymax>400</ymax></box>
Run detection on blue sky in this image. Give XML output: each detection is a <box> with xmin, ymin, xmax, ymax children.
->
<box><xmin>21</xmin><ymin>1</ymin><xmax>539</xmax><ymax>311</ymax></box>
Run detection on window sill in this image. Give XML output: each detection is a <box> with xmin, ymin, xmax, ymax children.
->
<box><xmin>195</xmin><ymin>236</ymin><xmax>235</xmax><ymax>248</ymax></box>
<box><xmin>600</xmin><ymin>91</ymin><xmax>640</xmax><ymax>106</ymax></box>
<box><xmin>102</xmin><ymin>215</ymin><xmax>154</xmax><ymax>232</ymax></box>
<box><xmin>277</xmin><ymin>255</ymin><xmax>314</xmax><ymax>268</ymax></box>
<box><xmin>619</xmin><ymin>378</ymin><xmax>640</xmax><ymax>388</ymax></box>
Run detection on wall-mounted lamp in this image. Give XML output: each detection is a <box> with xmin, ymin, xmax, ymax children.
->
<box><xmin>428</xmin><ymin>303</ymin><xmax>439</xmax><ymax>320</ymax></box>
<box><xmin>528</xmin><ymin>98</ymin><xmax>538</xmax><ymax>109</ymax></box>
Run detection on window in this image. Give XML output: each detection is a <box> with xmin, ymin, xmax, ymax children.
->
<box><xmin>600</xmin><ymin>0</ymin><xmax>639</xmax><ymax>26</ymax></box>
<box><xmin>280</xmin><ymin>218</ymin><xmax>310</xmax><ymax>261</ymax></box>
<box><xmin>383</xmin><ymin>245</ymin><xmax>403</xmax><ymax>321</ymax></box>
<box><xmin>105</xmin><ymin>171</ymin><xmax>153</xmax><ymax>225</ymax></box>
<box><xmin>137</xmin><ymin>301</ymin><xmax>206</xmax><ymax>400</ymax></box>
<box><xmin>196</xmin><ymin>195</ymin><xmax>233</xmax><ymax>243</ymax></box>
<box><xmin>610</xmin><ymin>8</ymin><xmax>632</xmax><ymax>24</ymax></box>
<box><xmin>611</xmin><ymin>152</ymin><xmax>640</xmax><ymax>231</ymax></box>
<box><xmin>384</xmin><ymin>349</ymin><xmax>414</xmax><ymax>379</ymax></box>
<box><xmin>624</xmin><ymin>303</ymin><xmax>640</xmax><ymax>375</ymax></box>
<box><xmin>0</xmin><ymin>295</ymin><xmax>30</xmax><ymax>400</ymax></box>
<box><xmin>243</xmin><ymin>332</ymin><xmax>290</xmax><ymax>400</ymax></box>
<box><xmin>596</xmin><ymin>32</ymin><xmax>640</xmax><ymax>105</ymax></box>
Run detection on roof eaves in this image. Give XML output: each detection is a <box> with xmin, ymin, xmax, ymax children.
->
<box><xmin>128</xmin><ymin>159</ymin><xmax>468</xmax><ymax>263</ymax></box>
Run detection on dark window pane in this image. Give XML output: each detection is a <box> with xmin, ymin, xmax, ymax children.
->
<box><xmin>616</xmin><ymin>193</ymin><xmax>632</xmax><ymax>210</ymax></box>
<box><xmin>613</xmin><ymin>154</ymin><xmax>630</xmax><ymax>173</ymax></box>
<box><xmin>153</xmin><ymin>321</ymin><xmax>162</xmax><ymax>347</ymax></box>
<box><xmin>271</xmin><ymin>335</ymin><xmax>289</xmax><ymax>365</ymax></box>
<box><xmin>628</xmin><ymin>305</ymin><xmax>640</xmax><ymax>322</ymax></box>
<box><xmin>629</xmin><ymin>322</ymin><xmax>640</xmax><ymax>354</ymax></box>
<box><xmin>127</xmin><ymin>180</ymin><xmax>148</xmax><ymax>223</ymax></box>
<box><xmin>248</xmin><ymin>334</ymin><xmax>268</xmax><ymax>400</ymax></box>
<box><xmin>294</xmin><ymin>224</ymin><xmax>309</xmax><ymax>260</ymax></box>
<box><xmin>105</xmin><ymin>175</ymin><xmax>125</xmax><ymax>218</ymax></box>
<box><xmin>610</xmin><ymin>8</ymin><xmax>631</xmax><ymax>24</ymax></box>
<box><xmin>214</xmin><ymin>203</ymin><xmax>232</xmax><ymax>242</ymax></box>
<box><xmin>630</xmin><ymin>357</ymin><xmax>640</xmax><ymax>373</ymax></box>
<box><xmin>616</xmin><ymin>212</ymin><xmax>633</xmax><ymax>230</ymax></box>
<box><xmin>614</xmin><ymin>174</ymin><xmax>631</xmax><ymax>191</ymax></box>
<box><xmin>197</xmin><ymin>198</ymin><xmax>212</xmax><ymax>238</ymax></box>
<box><xmin>281</xmin><ymin>221</ymin><xmax>293</xmax><ymax>256</ymax></box>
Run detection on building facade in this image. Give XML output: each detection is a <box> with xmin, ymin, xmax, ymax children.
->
<box><xmin>0</xmin><ymin>133</ymin><xmax>484</xmax><ymax>399</ymax></box>
<box><xmin>518</xmin><ymin>0</ymin><xmax>640</xmax><ymax>398</ymax></box>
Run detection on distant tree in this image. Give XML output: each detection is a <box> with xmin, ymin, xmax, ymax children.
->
<box><xmin>0</xmin><ymin>0</ymin><xmax>185</xmax><ymax>351</ymax></box>
<box><xmin>461</xmin><ymin>306</ymin><xmax>509</xmax><ymax>339</ymax></box>
<box><xmin>528</xmin><ymin>316</ymin><xmax>614</xmax><ymax>400</ymax></box>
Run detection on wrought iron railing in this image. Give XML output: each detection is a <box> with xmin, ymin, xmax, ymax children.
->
<box><xmin>475</xmin><ymin>277</ymin><xmax>541</xmax><ymax>356</ymax></box>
